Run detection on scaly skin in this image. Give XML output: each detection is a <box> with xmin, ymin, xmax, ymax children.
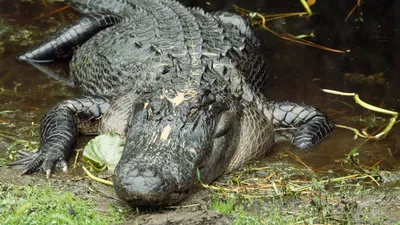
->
<box><xmin>13</xmin><ymin>0</ymin><xmax>334</xmax><ymax>206</ymax></box>
<box><xmin>17</xmin><ymin>13</ymin><xmax>122</xmax><ymax>63</ymax></box>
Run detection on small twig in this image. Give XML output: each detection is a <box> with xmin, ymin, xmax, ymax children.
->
<box><xmin>360</xmin><ymin>159</ymin><xmax>383</xmax><ymax>170</ymax></box>
<box><xmin>232</xmin><ymin>5</ymin><xmax>345</xmax><ymax>53</ymax></box>
<box><xmin>256</xmin><ymin>13</ymin><xmax>345</xmax><ymax>53</ymax></box>
<box><xmin>262</xmin><ymin>12</ymin><xmax>309</xmax><ymax>21</ymax></box>
<box><xmin>249</xmin><ymin>166</ymin><xmax>272</xmax><ymax>171</ymax></box>
<box><xmin>271</xmin><ymin>181</ymin><xmax>281</xmax><ymax>195</ymax></box>
<box><xmin>165</xmin><ymin>204</ymin><xmax>200</xmax><ymax>209</ymax></box>
<box><xmin>83</xmin><ymin>183</ymin><xmax>121</xmax><ymax>201</ymax></box>
<box><xmin>82</xmin><ymin>166</ymin><xmax>113</xmax><ymax>186</ymax></box>
<box><xmin>262</xmin><ymin>171</ymin><xmax>278</xmax><ymax>181</ymax></box>
<box><xmin>0</xmin><ymin>132</ymin><xmax>16</xmax><ymax>140</ymax></box>
<box><xmin>345</xmin><ymin>0</ymin><xmax>361</xmax><ymax>22</ymax></box>
<box><xmin>288</xmin><ymin>151</ymin><xmax>314</xmax><ymax>172</ymax></box>
<box><xmin>335</xmin><ymin>124</ymin><xmax>370</xmax><ymax>139</ymax></box>
<box><xmin>72</xmin><ymin>149</ymin><xmax>82</xmax><ymax>171</ymax></box>
<box><xmin>34</xmin><ymin>5</ymin><xmax>72</xmax><ymax>20</ymax></box>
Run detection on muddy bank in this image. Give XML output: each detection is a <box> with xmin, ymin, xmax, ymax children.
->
<box><xmin>2</xmin><ymin>164</ymin><xmax>400</xmax><ymax>224</ymax></box>
<box><xmin>0</xmin><ymin>166</ymin><xmax>232</xmax><ymax>224</ymax></box>
<box><xmin>1</xmin><ymin>0</ymin><xmax>400</xmax><ymax>224</ymax></box>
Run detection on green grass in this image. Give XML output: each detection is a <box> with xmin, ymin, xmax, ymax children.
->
<box><xmin>210</xmin><ymin>194</ymin><xmax>236</xmax><ymax>214</ymax></box>
<box><xmin>207</xmin><ymin>163</ymin><xmax>399</xmax><ymax>225</ymax></box>
<box><xmin>210</xmin><ymin>195</ymin><xmax>307</xmax><ymax>224</ymax></box>
<box><xmin>210</xmin><ymin>193</ymin><xmax>367</xmax><ymax>225</ymax></box>
<box><xmin>0</xmin><ymin>183</ymin><xmax>125</xmax><ymax>225</ymax></box>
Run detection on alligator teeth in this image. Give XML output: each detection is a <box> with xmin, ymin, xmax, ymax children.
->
<box><xmin>46</xmin><ymin>169</ymin><xmax>52</xmax><ymax>179</ymax></box>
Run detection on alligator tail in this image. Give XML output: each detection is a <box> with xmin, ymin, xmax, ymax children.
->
<box><xmin>17</xmin><ymin>13</ymin><xmax>122</xmax><ymax>63</ymax></box>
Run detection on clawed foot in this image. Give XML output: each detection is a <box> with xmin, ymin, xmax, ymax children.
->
<box><xmin>292</xmin><ymin>117</ymin><xmax>335</xmax><ymax>149</ymax></box>
<box><xmin>9</xmin><ymin>149</ymin><xmax>68</xmax><ymax>178</ymax></box>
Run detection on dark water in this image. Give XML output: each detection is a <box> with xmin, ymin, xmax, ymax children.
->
<box><xmin>0</xmin><ymin>0</ymin><xmax>399</xmax><ymax>173</ymax></box>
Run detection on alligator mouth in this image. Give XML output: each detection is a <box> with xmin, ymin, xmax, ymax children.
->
<box><xmin>113</xmin><ymin>159</ymin><xmax>196</xmax><ymax>206</ymax></box>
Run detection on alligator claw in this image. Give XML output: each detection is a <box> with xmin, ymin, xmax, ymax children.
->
<box><xmin>19</xmin><ymin>156</ymin><xmax>44</xmax><ymax>175</ymax></box>
<box><xmin>9</xmin><ymin>152</ymin><xmax>39</xmax><ymax>166</ymax></box>
<box><xmin>21</xmin><ymin>168</ymin><xmax>32</xmax><ymax>176</ymax></box>
<box><xmin>9</xmin><ymin>148</ymin><xmax>67</xmax><ymax>178</ymax></box>
<box><xmin>63</xmin><ymin>166</ymin><xmax>69</xmax><ymax>173</ymax></box>
<box><xmin>292</xmin><ymin>137</ymin><xmax>314</xmax><ymax>149</ymax></box>
<box><xmin>46</xmin><ymin>169</ymin><xmax>52</xmax><ymax>179</ymax></box>
<box><xmin>10</xmin><ymin>151</ymin><xmax>41</xmax><ymax>167</ymax></box>
<box><xmin>15</xmin><ymin>152</ymin><xmax>45</xmax><ymax>175</ymax></box>
<box><xmin>57</xmin><ymin>160</ymin><xmax>69</xmax><ymax>173</ymax></box>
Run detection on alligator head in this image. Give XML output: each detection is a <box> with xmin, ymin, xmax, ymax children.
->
<box><xmin>111</xmin><ymin>88</ymin><xmax>274</xmax><ymax>206</ymax></box>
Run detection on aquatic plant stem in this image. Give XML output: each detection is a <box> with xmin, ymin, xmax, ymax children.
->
<box><xmin>322</xmin><ymin>89</ymin><xmax>398</xmax><ymax>139</ymax></box>
<box><xmin>345</xmin><ymin>0</ymin><xmax>362</xmax><ymax>22</ymax></box>
<box><xmin>82</xmin><ymin>166</ymin><xmax>113</xmax><ymax>186</ymax></box>
<box><xmin>300</xmin><ymin>0</ymin><xmax>313</xmax><ymax>16</ymax></box>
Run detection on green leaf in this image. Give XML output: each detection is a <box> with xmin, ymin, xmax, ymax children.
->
<box><xmin>311</xmin><ymin>177</ymin><xmax>321</xmax><ymax>190</ymax></box>
<box><xmin>82</xmin><ymin>133</ymin><xmax>125</xmax><ymax>173</ymax></box>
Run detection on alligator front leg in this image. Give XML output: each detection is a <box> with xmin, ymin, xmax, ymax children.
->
<box><xmin>264</xmin><ymin>102</ymin><xmax>335</xmax><ymax>149</ymax></box>
<box><xmin>10</xmin><ymin>96</ymin><xmax>110</xmax><ymax>178</ymax></box>
<box><xmin>17</xmin><ymin>13</ymin><xmax>122</xmax><ymax>63</ymax></box>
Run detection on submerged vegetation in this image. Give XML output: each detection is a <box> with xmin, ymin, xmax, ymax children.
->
<box><xmin>0</xmin><ymin>1</ymin><xmax>77</xmax><ymax>57</ymax></box>
<box><xmin>0</xmin><ymin>18</ymin><xmax>36</xmax><ymax>52</ymax></box>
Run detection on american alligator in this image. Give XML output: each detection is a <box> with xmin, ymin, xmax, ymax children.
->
<box><xmin>13</xmin><ymin>0</ymin><xmax>334</xmax><ymax>206</ymax></box>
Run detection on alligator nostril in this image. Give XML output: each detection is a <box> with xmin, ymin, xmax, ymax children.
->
<box><xmin>128</xmin><ymin>168</ymin><xmax>162</xmax><ymax>193</ymax></box>
<box><xmin>114</xmin><ymin>165</ymin><xmax>165</xmax><ymax>205</ymax></box>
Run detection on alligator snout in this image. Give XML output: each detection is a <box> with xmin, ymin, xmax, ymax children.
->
<box><xmin>113</xmin><ymin>162</ymin><xmax>170</xmax><ymax>206</ymax></box>
<box><xmin>113</xmin><ymin>147</ymin><xmax>197</xmax><ymax>206</ymax></box>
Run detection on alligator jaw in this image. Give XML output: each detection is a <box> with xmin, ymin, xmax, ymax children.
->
<box><xmin>113</xmin><ymin>160</ymin><xmax>192</xmax><ymax>206</ymax></box>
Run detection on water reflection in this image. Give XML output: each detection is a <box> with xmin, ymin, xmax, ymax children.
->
<box><xmin>0</xmin><ymin>0</ymin><xmax>399</xmax><ymax>172</ymax></box>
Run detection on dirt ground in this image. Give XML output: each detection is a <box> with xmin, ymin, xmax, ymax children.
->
<box><xmin>0</xmin><ymin>167</ymin><xmax>233</xmax><ymax>224</ymax></box>
<box><xmin>2</xmin><ymin>166</ymin><xmax>400</xmax><ymax>224</ymax></box>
